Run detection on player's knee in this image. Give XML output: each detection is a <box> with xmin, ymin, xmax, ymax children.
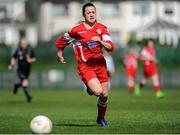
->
<box><xmin>22</xmin><ymin>80</ymin><xmax>29</xmax><ymax>87</ymax></box>
<box><xmin>153</xmin><ymin>80</ymin><xmax>159</xmax><ymax>86</ymax></box>
<box><xmin>95</xmin><ymin>89</ymin><xmax>108</xmax><ymax>97</ymax></box>
<box><xmin>102</xmin><ymin>89</ymin><xmax>109</xmax><ymax>97</ymax></box>
<box><xmin>128</xmin><ymin>80</ymin><xmax>134</xmax><ymax>86</ymax></box>
<box><xmin>94</xmin><ymin>89</ymin><xmax>103</xmax><ymax>96</ymax></box>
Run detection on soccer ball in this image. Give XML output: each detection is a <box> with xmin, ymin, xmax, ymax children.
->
<box><xmin>30</xmin><ymin>115</ymin><xmax>52</xmax><ymax>134</ymax></box>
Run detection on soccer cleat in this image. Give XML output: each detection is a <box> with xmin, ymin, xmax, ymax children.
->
<box><xmin>96</xmin><ymin>118</ymin><xmax>108</xmax><ymax>127</ymax></box>
<box><xmin>156</xmin><ymin>91</ymin><xmax>165</xmax><ymax>99</ymax></box>
<box><xmin>86</xmin><ymin>86</ymin><xmax>93</xmax><ymax>96</ymax></box>
<box><xmin>13</xmin><ymin>85</ymin><xmax>18</xmax><ymax>95</ymax></box>
<box><xmin>27</xmin><ymin>96</ymin><xmax>32</xmax><ymax>102</ymax></box>
<box><xmin>134</xmin><ymin>84</ymin><xmax>141</xmax><ymax>96</ymax></box>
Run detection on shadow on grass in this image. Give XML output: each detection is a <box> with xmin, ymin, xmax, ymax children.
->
<box><xmin>54</xmin><ymin>123</ymin><xmax>97</xmax><ymax>127</ymax></box>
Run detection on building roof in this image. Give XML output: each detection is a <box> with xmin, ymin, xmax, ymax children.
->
<box><xmin>144</xmin><ymin>18</ymin><xmax>180</xmax><ymax>31</ymax></box>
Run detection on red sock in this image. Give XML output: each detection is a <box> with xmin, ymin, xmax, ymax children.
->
<box><xmin>154</xmin><ymin>85</ymin><xmax>160</xmax><ymax>93</ymax></box>
<box><xmin>139</xmin><ymin>82</ymin><xmax>145</xmax><ymax>88</ymax></box>
<box><xmin>128</xmin><ymin>86</ymin><xmax>134</xmax><ymax>92</ymax></box>
<box><xmin>97</xmin><ymin>104</ymin><xmax>107</xmax><ymax>119</ymax></box>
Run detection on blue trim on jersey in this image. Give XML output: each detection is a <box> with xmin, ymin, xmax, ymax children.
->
<box><xmin>86</xmin><ymin>41</ymin><xmax>99</xmax><ymax>47</ymax></box>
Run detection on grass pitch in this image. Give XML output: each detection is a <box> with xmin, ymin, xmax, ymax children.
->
<box><xmin>0</xmin><ymin>88</ymin><xmax>179</xmax><ymax>134</ymax></box>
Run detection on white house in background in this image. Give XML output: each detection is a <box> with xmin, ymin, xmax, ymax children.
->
<box><xmin>39</xmin><ymin>0</ymin><xmax>180</xmax><ymax>47</ymax></box>
<box><xmin>0</xmin><ymin>0</ymin><xmax>38</xmax><ymax>47</ymax></box>
<box><xmin>0</xmin><ymin>0</ymin><xmax>180</xmax><ymax>47</ymax></box>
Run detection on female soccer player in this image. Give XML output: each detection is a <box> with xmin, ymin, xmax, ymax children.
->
<box><xmin>124</xmin><ymin>48</ymin><xmax>140</xmax><ymax>96</ymax></box>
<box><xmin>55</xmin><ymin>3</ymin><xmax>114</xmax><ymax>126</ymax></box>
<box><xmin>8</xmin><ymin>37</ymin><xmax>36</xmax><ymax>102</ymax></box>
<box><xmin>139</xmin><ymin>39</ymin><xmax>165</xmax><ymax>98</ymax></box>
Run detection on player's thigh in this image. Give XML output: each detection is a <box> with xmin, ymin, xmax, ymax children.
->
<box><xmin>87</xmin><ymin>78</ymin><xmax>103</xmax><ymax>96</ymax></box>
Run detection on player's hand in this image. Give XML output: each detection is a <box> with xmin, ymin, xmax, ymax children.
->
<box><xmin>154</xmin><ymin>58</ymin><xmax>158</xmax><ymax>63</ymax></box>
<box><xmin>151</xmin><ymin>57</ymin><xmax>158</xmax><ymax>63</ymax></box>
<box><xmin>91</xmin><ymin>36</ymin><xmax>101</xmax><ymax>42</ymax></box>
<box><xmin>8</xmin><ymin>64</ymin><xmax>13</xmax><ymax>70</ymax></box>
<box><xmin>57</xmin><ymin>51</ymin><xmax>66</xmax><ymax>64</ymax></box>
<box><xmin>26</xmin><ymin>55</ymin><xmax>32</xmax><ymax>63</ymax></box>
<box><xmin>57</xmin><ymin>56</ymin><xmax>66</xmax><ymax>64</ymax></box>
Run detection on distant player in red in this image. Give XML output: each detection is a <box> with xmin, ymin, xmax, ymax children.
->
<box><xmin>124</xmin><ymin>48</ymin><xmax>140</xmax><ymax>95</ymax></box>
<box><xmin>139</xmin><ymin>40</ymin><xmax>165</xmax><ymax>98</ymax></box>
<box><xmin>55</xmin><ymin>3</ymin><xmax>114</xmax><ymax>126</ymax></box>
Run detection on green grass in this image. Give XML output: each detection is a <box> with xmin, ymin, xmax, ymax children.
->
<box><xmin>0</xmin><ymin>89</ymin><xmax>179</xmax><ymax>134</ymax></box>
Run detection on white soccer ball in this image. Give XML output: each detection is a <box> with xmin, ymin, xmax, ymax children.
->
<box><xmin>30</xmin><ymin>115</ymin><xmax>53</xmax><ymax>134</ymax></box>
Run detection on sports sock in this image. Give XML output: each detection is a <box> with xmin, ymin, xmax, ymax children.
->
<box><xmin>97</xmin><ymin>97</ymin><xmax>107</xmax><ymax>119</ymax></box>
<box><xmin>23</xmin><ymin>86</ymin><xmax>31</xmax><ymax>100</ymax></box>
<box><xmin>139</xmin><ymin>82</ymin><xmax>145</xmax><ymax>88</ymax></box>
<box><xmin>154</xmin><ymin>85</ymin><xmax>160</xmax><ymax>93</ymax></box>
<box><xmin>13</xmin><ymin>82</ymin><xmax>22</xmax><ymax>94</ymax></box>
<box><xmin>14</xmin><ymin>82</ymin><xmax>21</xmax><ymax>89</ymax></box>
<box><xmin>128</xmin><ymin>86</ymin><xmax>134</xmax><ymax>92</ymax></box>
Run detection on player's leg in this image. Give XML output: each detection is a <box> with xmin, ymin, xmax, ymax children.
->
<box><xmin>139</xmin><ymin>67</ymin><xmax>149</xmax><ymax>88</ymax></box>
<box><xmin>86</xmin><ymin>78</ymin><xmax>108</xmax><ymax>126</ymax></box>
<box><xmin>152</xmin><ymin>74</ymin><xmax>160</xmax><ymax>92</ymax></box>
<box><xmin>152</xmin><ymin>74</ymin><xmax>165</xmax><ymax>98</ymax></box>
<box><xmin>13</xmin><ymin>82</ymin><xmax>22</xmax><ymax>95</ymax></box>
<box><xmin>127</xmin><ymin>76</ymin><xmax>135</xmax><ymax>93</ymax></box>
<box><xmin>127</xmin><ymin>76</ymin><xmax>140</xmax><ymax>96</ymax></box>
<box><xmin>87</xmin><ymin>78</ymin><xmax>104</xmax><ymax>96</ymax></box>
<box><xmin>139</xmin><ymin>78</ymin><xmax>147</xmax><ymax>88</ymax></box>
<box><xmin>13</xmin><ymin>72</ymin><xmax>23</xmax><ymax>94</ymax></box>
<box><xmin>22</xmin><ymin>78</ymin><xmax>32</xmax><ymax>102</ymax></box>
<box><xmin>96</xmin><ymin>82</ymin><xmax>109</xmax><ymax>126</ymax></box>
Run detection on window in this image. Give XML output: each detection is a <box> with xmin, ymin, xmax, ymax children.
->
<box><xmin>133</xmin><ymin>2</ymin><xmax>150</xmax><ymax>16</ymax></box>
<box><xmin>164</xmin><ymin>5</ymin><xmax>174</xmax><ymax>16</ymax></box>
<box><xmin>51</xmin><ymin>4</ymin><xmax>68</xmax><ymax>17</ymax></box>
<box><xmin>0</xmin><ymin>5</ymin><xmax>6</xmax><ymax>21</ymax></box>
<box><xmin>102</xmin><ymin>4</ymin><xmax>119</xmax><ymax>18</ymax></box>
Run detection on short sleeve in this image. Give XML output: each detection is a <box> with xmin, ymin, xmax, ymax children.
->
<box><xmin>12</xmin><ymin>49</ymin><xmax>18</xmax><ymax>59</ymax></box>
<box><xmin>101</xmin><ymin>26</ymin><xmax>112</xmax><ymax>42</ymax></box>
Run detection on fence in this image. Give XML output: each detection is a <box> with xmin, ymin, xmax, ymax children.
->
<box><xmin>0</xmin><ymin>70</ymin><xmax>180</xmax><ymax>89</ymax></box>
<box><xmin>0</xmin><ymin>43</ymin><xmax>180</xmax><ymax>89</ymax></box>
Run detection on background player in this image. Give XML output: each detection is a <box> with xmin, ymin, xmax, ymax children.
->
<box><xmin>55</xmin><ymin>3</ymin><xmax>114</xmax><ymax>126</ymax></box>
<box><xmin>124</xmin><ymin>48</ymin><xmax>140</xmax><ymax>96</ymax></box>
<box><xmin>139</xmin><ymin>39</ymin><xmax>165</xmax><ymax>98</ymax></box>
<box><xmin>8</xmin><ymin>37</ymin><xmax>36</xmax><ymax>102</ymax></box>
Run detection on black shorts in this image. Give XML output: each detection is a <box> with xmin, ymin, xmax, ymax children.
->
<box><xmin>17</xmin><ymin>71</ymin><xmax>30</xmax><ymax>81</ymax></box>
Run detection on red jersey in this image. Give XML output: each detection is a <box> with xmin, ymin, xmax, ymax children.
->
<box><xmin>55</xmin><ymin>22</ymin><xmax>114</xmax><ymax>63</ymax></box>
<box><xmin>141</xmin><ymin>46</ymin><xmax>158</xmax><ymax>77</ymax></box>
<box><xmin>124</xmin><ymin>54</ymin><xmax>137</xmax><ymax>79</ymax></box>
<box><xmin>124</xmin><ymin>54</ymin><xmax>137</xmax><ymax>69</ymax></box>
<box><xmin>141</xmin><ymin>47</ymin><xmax>156</xmax><ymax>66</ymax></box>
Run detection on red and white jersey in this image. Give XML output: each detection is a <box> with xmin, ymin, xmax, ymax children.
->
<box><xmin>124</xmin><ymin>54</ymin><xmax>137</xmax><ymax>69</ymax></box>
<box><xmin>141</xmin><ymin>47</ymin><xmax>156</xmax><ymax>66</ymax></box>
<box><xmin>55</xmin><ymin>22</ymin><xmax>114</xmax><ymax>63</ymax></box>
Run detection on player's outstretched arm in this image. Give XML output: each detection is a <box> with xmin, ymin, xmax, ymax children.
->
<box><xmin>57</xmin><ymin>51</ymin><xmax>66</xmax><ymax>64</ymax></box>
<box><xmin>8</xmin><ymin>58</ymin><xmax>16</xmax><ymax>70</ymax></box>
